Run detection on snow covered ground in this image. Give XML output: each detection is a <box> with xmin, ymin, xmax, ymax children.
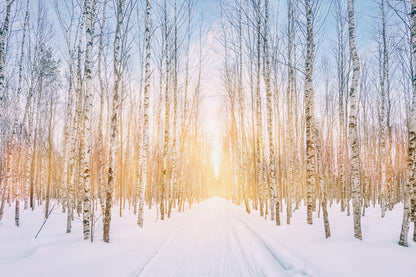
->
<box><xmin>0</xmin><ymin>197</ymin><xmax>415</xmax><ymax>277</ymax></box>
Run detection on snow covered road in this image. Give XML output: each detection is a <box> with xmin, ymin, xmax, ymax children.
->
<box><xmin>137</xmin><ymin>198</ymin><xmax>313</xmax><ymax>277</ymax></box>
<box><xmin>1</xmin><ymin>197</ymin><xmax>416</xmax><ymax>277</ymax></box>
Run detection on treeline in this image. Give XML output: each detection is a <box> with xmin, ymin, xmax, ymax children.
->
<box><xmin>0</xmin><ymin>0</ymin><xmax>216</xmax><ymax>242</ymax></box>
<box><xmin>217</xmin><ymin>0</ymin><xmax>416</xmax><ymax>245</ymax></box>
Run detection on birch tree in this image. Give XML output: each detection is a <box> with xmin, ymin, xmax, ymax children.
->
<box><xmin>347</xmin><ymin>0</ymin><xmax>362</xmax><ymax>240</ymax></box>
<box><xmin>238</xmin><ymin>0</ymin><xmax>250</xmax><ymax>214</ymax></box>
<box><xmin>305</xmin><ymin>0</ymin><xmax>316</xmax><ymax>225</ymax></box>
<box><xmin>255</xmin><ymin>0</ymin><xmax>264</xmax><ymax>217</ymax></box>
<box><xmin>81</xmin><ymin>0</ymin><xmax>95</xmax><ymax>240</ymax></box>
<box><xmin>97</xmin><ymin>0</ymin><xmax>107</xmax><ymax>215</ymax></box>
<box><xmin>264</xmin><ymin>0</ymin><xmax>279</xmax><ymax>225</ymax></box>
<box><xmin>161</xmin><ymin>0</ymin><xmax>170</xmax><ymax>220</ymax></box>
<box><xmin>399</xmin><ymin>0</ymin><xmax>416</xmax><ymax>247</ymax></box>
<box><xmin>137</xmin><ymin>0</ymin><xmax>151</xmax><ymax>228</ymax></box>
<box><xmin>168</xmin><ymin>0</ymin><xmax>178</xmax><ymax>219</ymax></box>
<box><xmin>286</xmin><ymin>0</ymin><xmax>295</xmax><ymax>225</ymax></box>
<box><xmin>379</xmin><ymin>0</ymin><xmax>391</xmax><ymax>218</ymax></box>
<box><xmin>103</xmin><ymin>0</ymin><xmax>125</xmax><ymax>243</ymax></box>
<box><xmin>334</xmin><ymin>0</ymin><xmax>348</xmax><ymax>213</ymax></box>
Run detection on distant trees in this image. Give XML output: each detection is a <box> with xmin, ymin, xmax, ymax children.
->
<box><xmin>0</xmin><ymin>0</ymin><xmax>211</xmax><ymax>243</ymax></box>
<box><xmin>11</xmin><ymin>0</ymin><xmax>30</xmax><ymax>226</ymax></box>
<box><xmin>334</xmin><ymin>0</ymin><xmax>348</xmax><ymax>214</ymax></box>
<box><xmin>0</xmin><ymin>0</ymin><xmax>13</xmax><ymax>126</ymax></box>
<box><xmin>217</xmin><ymin>0</ymin><xmax>416</xmax><ymax>242</ymax></box>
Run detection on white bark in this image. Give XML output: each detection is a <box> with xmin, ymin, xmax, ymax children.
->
<box><xmin>347</xmin><ymin>0</ymin><xmax>362</xmax><ymax>240</ymax></box>
<box><xmin>168</xmin><ymin>0</ymin><xmax>178</xmax><ymax>219</ymax></box>
<box><xmin>103</xmin><ymin>0</ymin><xmax>124</xmax><ymax>243</ymax></box>
<box><xmin>67</xmin><ymin>30</ymin><xmax>84</xmax><ymax>233</ymax></box>
<box><xmin>335</xmin><ymin>0</ymin><xmax>348</xmax><ymax>213</ymax></box>
<box><xmin>286</xmin><ymin>0</ymin><xmax>295</xmax><ymax>224</ymax></box>
<box><xmin>238</xmin><ymin>0</ymin><xmax>250</xmax><ymax>214</ymax></box>
<box><xmin>137</xmin><ymin>0</ymin><xmax>151</xmax><ymax>228</ymax></box>
<box><xmin>380</xmin><ymin>0</ymin><xmax>388</xmax><ymax>218</ymax></box>
<box><xmin>45</xmin><ymin>96</ymin><xmax>53</xmax><ymax>219</ymax></box>
<box><xmin>399</xmin><ymin>0</ymin><xmax>416</xmax><ymax>247</ymax></box>
<box><xmin>255</xmin><ymin>0</ymin><xmax>264</xmax><ymax>217</ymax></box>
<box><xmin>97</xmin><ymin>0</ymin><xmax>107</xmax><ymax>216</ymax></box>
<box><xmin>305</xmin><ymin>0</ymin><xmax>315</xmax><ymax>225</ymax></box>
<box><xmin>264</xmin><ymin>0</ymin><xmax>279</xmax><ymax>225</ymax></box>
<box><xmin>161</xmin><ymin>0</ymin><xmax>170</xmax><ymax>220</ymax></box>
<box><xmin>81</xmin><ymin>0</ymin><xmax>95</xmax><ymax>240</ymax></box>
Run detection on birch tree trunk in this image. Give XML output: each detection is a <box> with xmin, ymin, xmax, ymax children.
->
<box><xmin>238</xmin><ymin>0</ymin><xmax>250</xmax><ymax>214</ymax></box>
<box><xmin>161</xmin><ymin>0</ymin><xmax>170</xmax><ymax>221</ymax></box>
<box><xmin>137</xmin><ymin>0</ymin><xmax>151</xmax><ymax>228</ymax></box>
<box><xmin>55</xmin><ymin>0</ymin><xmax>75</xmax><ymax>215</ymax></box>
<box><xmin>347</xmin><ymin>0</ymin><xmax>362</xmax><ymax>240</ymax></box>
<box><xmin>399</xmin><ymin>0</ymin><xmax>416</xmax><ymax>247</ymax></box>
<box><xmin>315</xmin><ymin>126</ymin><xmax>331</xmax><ymax>238</ymax></box>
<box><xmin>97</xmin><ymin>0</ymin><xmax>107</xmax><ymax>216</ymax></box>
<box><xmin>67</xmin><ymin>31</ymin><xmax>84</xmax><ymax>233</ymax></box>
<box><xmin>305</xmin><ymin>0</ymin><xmax>316</xmax><ymax>225</ymax></box>
<box><xmin>67</xmin><ymin>23</ymin><xmax>85</xmax><ymax>231</ymax></box>
<box><xmin>75</xmin><ymin>36</ymin><xmax>85</xmax><ymax>216</ymax></box>
<box><xmin>103</xmin><ymin>0</ymin><xmax>124</xmax><ymax>243</ymax></box>
<box><xmin>45</xmin><ymin>96</ymin><xmax>53</xmax><ymax>219</ymax></box>
<box><xmin>168</xmin><ymin>0</ymin><xmax>178</xmax><ymax>219</ymax></box>
<box><xmin>286</xmin><ymin>0</ymin><xmax>295</xmax><ymax>224</ymax></box>
<box><xmin>119</xmin><ymin>79</ymin><xmax>124</xmax><ymax>217</ymax></box>
<box><xmin>81</xmin><ymin>0</ymin><xmax>95</xmax><ymax>240</ymax></box>
<box><xmin>335</xmin><ymin>0</ymin><xmax>347</xmax><ymax>213</ymax></box>
<box><xmin>264</xmin><ymin>0</ymin><xmax>279</xmax><ymax>225</ymax></box>
<box><xmin>379</xmin><ymin>0</ymin><xmax>388</xmax><ymax>218</ymax></box>
<box><xmin>255</xmin><ymin>0</ymin><xmax>264</xmax><ymax>217</ymax></box>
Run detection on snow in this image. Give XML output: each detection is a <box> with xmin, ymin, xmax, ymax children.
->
<box><xmin>0</xmin><ymin>197</ymin><xmax>415</xmax><ymax>277</ymax></box>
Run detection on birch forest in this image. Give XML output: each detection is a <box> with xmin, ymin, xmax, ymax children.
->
<box><xmin>1</xmin><ymin>0</ymin><xmax>416</xmax><ymax>276</ymax></box>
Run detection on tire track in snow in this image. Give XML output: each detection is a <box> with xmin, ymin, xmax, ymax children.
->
<box><xmin>227</xmin><ymin>208</ymin><xmax>290</xmax><ymax>276</ymax></box>
<box><xmin>171</xmin><ymin>201</ymin><xmax>237</xmax><ymax>277</ymax></box>
<box><xmin>134</xmin><ymin>207</ymin><xmax>206</xmax><ymax>277</ymax></box>
<box><xmin>134</xmin><ymin>198</ymin><xmax>316</xmax><ymax>277</ymax></box>
<box><xmin>134</xmin><ymin>225</ymin><xmax>186</xmax><ymax>277</ymax></box>
<box><xmin>225</xmin><ymin>208</ymin><xmax>259</xmax><ymax>276</ymax></box>
<box><xmin>225</xmin><ymin>204</ymin><xmax>317</xmax><ymax>277</ymax></box>
<box><xmin>167</xmin><ymin>214</ymin><xmax>210</xmax><ymax>276</ymax></box>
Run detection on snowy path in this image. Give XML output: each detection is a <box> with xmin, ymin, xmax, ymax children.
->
<box><xmin>136</xmin><ymin>198</ymin><xmax>313</xmax><ymax>277</ymax></box>
<box><xmin>1</xmin><ymin>197</ymin><xmax>416</xmax><ymax>277</ymax></box>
